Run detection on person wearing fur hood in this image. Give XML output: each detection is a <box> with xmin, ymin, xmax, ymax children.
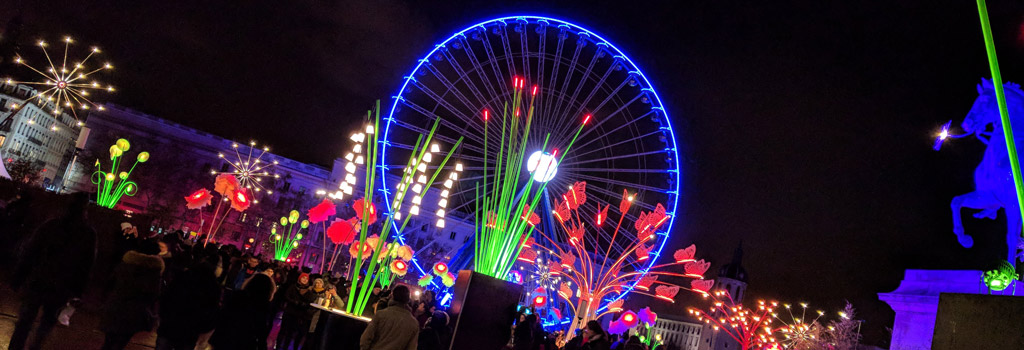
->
<box><xmin>99</xmin><ymin>240</ymin><xmax>166</xmax><ymax>350</ymax></box>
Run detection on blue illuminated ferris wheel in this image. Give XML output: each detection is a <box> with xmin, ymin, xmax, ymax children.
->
<box><xmin>380</xmin><ymin>16</ymin><xmax>681</xmax><ymax>294</ymax></box>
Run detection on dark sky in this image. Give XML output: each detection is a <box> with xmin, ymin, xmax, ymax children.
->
<box><xmin>4</xmin><ymin>0</ymin><xmax>1024</xmax><ymax>345</ymax></box>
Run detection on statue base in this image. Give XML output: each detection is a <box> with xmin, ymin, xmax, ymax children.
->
<box><xmin>878</xmin><ymin>270</ymin><xmax>1022</xmax><ymax>350</ymax></box>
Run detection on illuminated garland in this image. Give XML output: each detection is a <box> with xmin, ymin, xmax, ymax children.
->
<box><xmin>473</xmin><ymin>76</ymin><xmax>588</xmax><ymax>279</ymax></box>
<box><xmin>526</xmin><ymin>181</ymin><xmax>713</xmax><ymax>336</ymax></box>
<box><xmin>92</xmin><ymin>138</ymin><xmax>149</xmax><ymax>208</ymax></box>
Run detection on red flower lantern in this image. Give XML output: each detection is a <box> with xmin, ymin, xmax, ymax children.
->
<box><xmin>326</xmin><ymin>218</ymin><xmax>356</xmax><ymax>245</ymax></box>
<box><xmin>214</xmin><ymin>174</ymin><xmax>239</xmax><ymax>196</ymax></box>
<box><xmin>307</xmin><ymin>199</ymin><xmax>337</xmax><ymax>223</ymax></box>
<box><xmin>619</xmin><ymin>310</ymin><xmax>639</xmax><ymax>328</ymax></box>
<box><xmin>390</xmin><ymin>260</ymin><xmax>409</xmax><ymax>276</ymax></box>
<box><xmin>184</xmin><ymin>188</ymin><xmax>213</xmax><ymax>210</ymax></box>
<box><xmin>230</xmin><ymin>188</ymin><xmax>252</xmax><ymax>212</ymax></box>
<box><xmin>353</xmin><ymin>198</ymin><xmax>377</xmax><ymax>225</ymax></box>
<box><xmin>433</xmin><ymin>262</ymin><xmax>449</xmax><ymax>276</ymax></box>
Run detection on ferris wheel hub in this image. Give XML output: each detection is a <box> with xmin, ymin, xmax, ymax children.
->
<box><xmin>527</xmin><ymin>150</ymin><xmax>559</xmax><ymax>183</ymax></box>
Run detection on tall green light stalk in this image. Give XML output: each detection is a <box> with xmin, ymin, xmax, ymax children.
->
<box><xmin>344</xmin><ymin>101</ymin><xmax>463</xmax><ymax>316</ymax></box>
<box><xmin>976</xmin><ymin>0</ymin><xmax>1024</xmax><ymax>227</ymax></box>
<box><xmin>92</xmin><ymin>138</ymin><xmax>149</xmax><ymax>208</ymax></box>
<box><xmin>272</xmin><ymin>210</ymin><xmax>308</xmax><ymax>261</ymax></box>
<box><xmin>473</xmin><ymin>79</ymin><xmax>588</xmax><ymax>279</ymax></box>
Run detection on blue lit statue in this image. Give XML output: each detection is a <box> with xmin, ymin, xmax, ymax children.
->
<box><xmin>949</xmin><ymin>78</ymin><xmax>1024</xmax><ymax>265</ymax></box>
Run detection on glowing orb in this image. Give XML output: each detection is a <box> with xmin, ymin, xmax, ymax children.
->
<box><xmin>526</xmin><ymin>151</ymin><xmax>558</xmax><ymax>183</ymax></box>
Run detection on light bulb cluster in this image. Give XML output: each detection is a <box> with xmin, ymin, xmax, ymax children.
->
<box><xmin>435</xmin><ymin>162</ymin><xmax>463</xmax><ymax>228</ymax></box>
<box><xmin>331</xmin><ymin>125</ymin><xmax>372</xmax><ymax>200</ymax></box>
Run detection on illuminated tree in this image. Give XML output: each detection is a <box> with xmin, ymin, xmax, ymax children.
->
<box><xmin>527</xmin><ymin>181</ymin><xmax>714</xmax><ymax>336</ymax></box>
<box><xmin>688</xmin><ymin>290</ymin><xmax>780</xmax><ymax>350</ymax></box>
<box><xmin>822</xmin><ymin>303</ymin><xmax>861</xmax><ymax>350</ymax></box>
<box><xmin>6</xmin><ymin>157</ymin><xmax>42</xmax><ymax>185</ymax></box>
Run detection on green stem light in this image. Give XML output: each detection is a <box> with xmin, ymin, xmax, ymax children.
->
<box><xmin>976</xmin><ymin>0</ymin><xmax>1024</xmax><ymax>237</ymax></box>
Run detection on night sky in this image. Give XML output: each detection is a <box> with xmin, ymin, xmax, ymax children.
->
<box><xmin>4</xmin><ymin>0</ymin><xmax>1024</xmax><ymax>345</ymax></box>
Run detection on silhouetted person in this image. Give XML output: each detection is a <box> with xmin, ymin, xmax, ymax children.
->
<box><xmin>8</xmin><ymin>192</ymin><xmax>96</xmax><ymax>350</ymax></box>
<box><xmin>360</xmin><ymin>285</ymin><xmax>419</xmax><ymax>350</ymax></box>
<box><xmin>209</xmin><ymin>270</ymin><xmax>276</xmax><ymax>350</ymax></box>
<box><xmin>155</xmin><ymin>253</ymin><xmax>221</xmax><ymax>350</ymax></box>
<box><xmin>100</xmin><ymin>239</ymin><xmax>165</xmax><ymax>350</ymax></box>
<box><xmin>580</xmin><ymin>320</ymin><xmax>611</xmax><ymax>350</ymax></box>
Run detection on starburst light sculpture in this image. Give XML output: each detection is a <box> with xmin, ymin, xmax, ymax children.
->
<box><xmin>5</xmin><ymin>36</ymin><xmax>114</xmax><ymax>120</ymax></box>
<box><xmin>212</xmin><ymin>141</ymin><xmax>279</xmax><ymax>197</ymax></box>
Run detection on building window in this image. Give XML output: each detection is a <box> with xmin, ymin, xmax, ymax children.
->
<box><xmin>449</xmin><ymin>232</ymin><xmax>456</xmax><ymax>241</ymax></box>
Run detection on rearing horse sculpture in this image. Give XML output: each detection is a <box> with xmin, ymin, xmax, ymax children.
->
<box><xmin>950</xmin><ymin>78</ymin><xmax>1024</xmax><ymax>265</ymax></box>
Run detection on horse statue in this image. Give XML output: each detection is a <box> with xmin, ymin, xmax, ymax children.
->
<box><xmin>949</xmin><ymin>78</ymin><xmax>1024</xmax><ymax>265</ymax></box>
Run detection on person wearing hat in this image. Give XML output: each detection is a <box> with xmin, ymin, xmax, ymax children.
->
<box><xmin>276</xmin><ymin>272</ymin><xmax>316</xmax><ymax>350</ymax></box>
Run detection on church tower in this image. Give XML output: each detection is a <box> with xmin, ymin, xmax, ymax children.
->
<box><xmin>716</xmin><ymin>243</ymin><xmax>748</xmax><ymax>302</ymax></box>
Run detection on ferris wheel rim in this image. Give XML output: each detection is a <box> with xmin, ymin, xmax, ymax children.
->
<box><xmin>380</xmin><ymin>15</ymin><xmax>683</xmax><ymax>305</ymax></box>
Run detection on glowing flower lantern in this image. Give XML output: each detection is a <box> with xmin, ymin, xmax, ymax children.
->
<box><xmin>433</xmin><ymin>262</ymin><xmax>449</xmax><ymax>276</ymax></box>
<box><xmin>354</xmin><ymin>198</ymin><xmax>377</xmax><ymax>225</ymax></box>
<box><xmin>308</xmin><ymin>199</ymin><xmax>337</xmax><ymax>223</ymax></box>
<box><xmin>349</xmin><ymin>240</ymin><xmax>374</xmax><ymax>258</ymax></box>
<box><xmin>213</xmin><ymin>174</ymin><xmax>239</xmax><ymax>196</ymax></box>
<box><xmin>390</xmin><ymin>260</ymin><xmax>409</xmax><ymax>276</ymax></box>
<box><xmin>93</xmin><ymin>138</ymin><xmax>148</xmax><ymax>208</ymax></box>
<box><xmin>327</xmin><ymin>218</ymin><xmax>357</xmax><ymax>245</ymax></box>
<box><xmin>229</xmin><ymin>188</ymin><xmax>252</xmax><ymax>212</ymax></box>
<box><xmin>418</xmin><ymin>274</ymin><xmax>434</xmax><ymax>287</ymax></box>
<box><xmin>272</xmin><ymin>209</ymin><xmax>310</xmax><ymax>261</ymax></box>
<box><xmin>184</xmin><ymin>189</ymin><xmax>213</xmax><ymax>210</ymax></box>
<box><xmin>638</xmin><ymin>307</ymin><xmax>658</xmax><ymax>327</ymax></box>
<box><xmin>533</xmin><ymin>295</ymin><xmax>547</xmax><ymax>308</ymax></box>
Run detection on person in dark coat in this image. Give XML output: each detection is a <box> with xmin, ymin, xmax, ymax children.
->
<box><xmin>276</xmin><ymin>273</ymin><xmax>316</xmax><ymax>350</ymax></box>
<box><xmin>99</xmin><ymin>240</ymin><xmax>166</xmax><ymax>350</ymax></box>
<box><xmin>7</xmin><ymin>193</ymin><xmax>95</xmax><ymax>350</ymax></box>
<box><xmin>154</xmin><ymin>253</ymin><xmax>221</xmax><ymax>350</ymax></box>
<box><xmin>417</xmin><ymin>310</ymin><xmax>450</xmax><ymax>350</ymax></box>
<box><xmin>513</xmin><ymin>313</ymin><xmax>537</xmax><ymax>350</ymax></box>
<box><xmin>580</xmin><ymin>320</ymin><xmax>612</xmax><ymax>350</ymax></box>
<box><xmin>209</xmin><ymin>271</ymin><xmax>276</xmax><ymax>350</ymax></box>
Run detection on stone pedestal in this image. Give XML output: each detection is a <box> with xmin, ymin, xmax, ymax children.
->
<box><xmin>878</xmin><ymin>270</ymin><xmax>1022</xmax><ymax>350</ymax></box>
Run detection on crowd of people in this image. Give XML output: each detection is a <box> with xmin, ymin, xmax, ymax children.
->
<box><xmin>0</xmin><ymin>191</ymin><xmax>648</xmax><ymax>350</ymax></box>
<box><xmin>0</xmin><ymin>192</ymin><xmax>445</xmax><ymax>350</ymax></box>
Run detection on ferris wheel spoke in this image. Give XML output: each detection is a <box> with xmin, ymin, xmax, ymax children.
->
<box><xmin>565</xmin><ymin>109</ymin><xmax>658</xmax><ymax>157</ymax></box>
<box><xmin>480</xmin><ymin>27</ymin><xmax>515</xmax><ymax>101</ymax></box>
<box><xmin>496</xmin><ymin>22</ymin><xmax>519</xmax><ymax>80</ymax></box>
<box><xmin>408</xmin><ymin>79</ymin><xmax>484</xmax><ymax>136</ymax></box>
<box><xmin>548</xmin><ymin>43</ymin><xmax>586</xmax><ymax>130</ymax></box>
<box><xmin>560</xmin><ymin>167</ymin><xmax>667</xmax><ymax>174</ymax></box>
<box><xmin>553</xmin><ymin>80</ymin><xmax>635</xmax><ymax>148</ymax></box>
<box><xmin>439</xmin><ymin>46</ymin><xmax>499</xmax><ymax>113</ymax></box>
<box><xmin>421</xmin><ymin>62</ymin><xmax>489</xmax><ymax>120</ymax></box>
<box><xmin>396</xmin><ymin>99</ymin><xmax>488</xmax><ymax>150</ymax></box>
<box><xmin>542</xmin><ymin>27</ymin><xmax>567</xmax><ymax>123</ymax></box>
<box><xmin>561</xmin><ymin>149</ymin><xmax>668</xmax><ymax>167</ymax></box>
<box><xmin>459</xmin><ymin>34</ymin><xmax>507</xmax><ymax>108</ymax></box>
<box><xmin>564</xmin><ymin>60</ymin><xmax>617</xmax><ymax>127</ymax></box>
<box><xmin>516</xmin><ymin>19</ymin><xmax>532</xmax><ymax>89</ymax></box>
<box><xmin>562</xmin><ymin>129</ymin><xmax>662</xmax><ymax>163</ymax></box>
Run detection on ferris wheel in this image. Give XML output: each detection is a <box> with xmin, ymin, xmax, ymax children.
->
<box><xmin>380</xmin><ymin>16</ymin><xmax>681</xmax><ymax>297</ymax></box>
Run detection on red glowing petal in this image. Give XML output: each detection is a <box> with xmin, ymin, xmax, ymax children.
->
<box><xmin>655</xmin><ymin>285</ymin><xmax>680</xmax><ymax>301</ymax></box>
<box><xmin>433</xmin><ymin>262</ymin><xmax>449</xmax><ymax>276</ymax></box>
<box><xmin>635</xmin><ymin>244</ymin><xmax>650</xmax><ymax>262</ymax></box>
<box><xmin>685</xmin><ymin>259</ymin><xmax>711</xmax><ymax>277</ymax></box>
<box><xmin>307</xmin><ymin>199</ymin><xmax>337</xmax><ymax>224</ymax></box>
<box><xmin>564</xmin><ymin>181</ymin><xmax>587</xmax><ymax>210</ymax></box>
<box><xmin>606</xmin><ymin>299</ymin><xmax>624</xmax><ymax>313</ymax></box>
<box><xmin>596</xmin><ymin>204</ymin><xmax>609</xmax><ymax>226</ymax></box>
<box><xmin>553</xmin><ymin>201</ymin><xmax>570</xmax><ymax>223</ymax></box>
<box><xmin>691</xmin><ymin>279</ymin><xmax>715</xmax><ymax>294</ymax></box>
<box><xmin>636</xmin><ymin>275</ymin><xmax>658</xmax><ymax>291</ymax></box>
<box><xmin>583</xmin><ymin>114</ymin><xmax>592</xmax><ymax>125</ymax></box>
<box><xmin>229</xmin><ymin>188</ymin><xmax>252</xmax><ymax>212</ymax></box>
<box><xmin>517</xmin><ymin>247</ymin><xmax>537</xmax><ymax>263</ymax></box>
<box><xmin>674</xmin><ymin>244</ymin><xmax>697</xmax><ymax>262</ymax></box>
<box><xmin>353</xmin><ymin>198</ymin><xmax>377</xmax><ymax>225</ymax></box>
<box><xmin>326</xmin><ymin>218</ymin><xmax>356</xmax><ymax>245</ymax></box>
<box><xmin>619</xmin><ymin>189</ymin><xmax>632</xmax><ymax>214</ymax></box>
<box><xmin>214</xmin><ymin>174</ymin><xmax>239</xmax><ymax>196</ymax></box>
<box><xmin>620</xmin><ymin>310</ymin><xmax>639</xmax><ymax>327</ymax></box>
<box><xmin>559</xmin><ymin>252</ymin><xmax>576</xmax><ymax>269</ymax></box>
<box><xmin>559</xmin><ymin>283</ymin><xmax>573</xmax><ymax>300</ymax></box>
<box><xmin>184</xmin><ymin>188</ymin><xmax>213</xmax><ymax>210</ymax></box>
